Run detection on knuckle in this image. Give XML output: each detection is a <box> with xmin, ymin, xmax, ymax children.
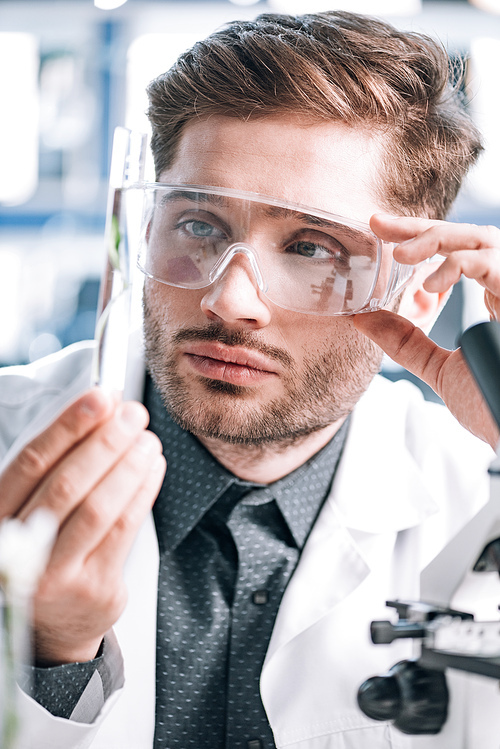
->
<box><xmin>431</xmin><ymin>230</ymin><xmax>447</xmax><ymax>253</ymax></box>
<box><xmin>80</xmin><ymin>498</ymin><xmax>108</xmax><ymax>532</ymax></box>
<box><xmin>394</xmin><ymin>323</ymin><xmax>418</xmax><ymax>359</ymax></box>
<box><xmin>123</xmin><ymin>450</ymin><xmax>144</xmax><ymax>475</ymax></box>
<box><xmin>107</xmin><ymin>582</ymin><xmax>127</xmax><ymax>615</ymax></box>
<box><xmin>99</xmin><ymin>425</ymin><xmax>121</xmax><ymax>454</ymax></box>
<box><xmin>16</xmin><ymin>442</ymin><xmax>50</xmax><ymax>479</ymax></box>
<box><xmin>113</xmin><ymin>509</ymin><xmax>134</xmax><ymax>535</ymax></box>
<box><xmin>127</xmin><ymin>479</ymin><xmax>161</xmax><ymax>525</ymax></box>
<box><xmin>444</xmin><ymin>253</ymin><xmax>460</xmax><ymax>269</ymax></box>
<box><xmin>48</xmin><ymin>471</ymin><xmax>78</xmax><ymax>511</ymax></box>
<box><xmin>114</xmin><ymin>499</ymin><xmax>149</xmax><ymax>536</ymax></box>
<box><xmin>63</xmin><ymin>570</ymin><xmax>99</xmax><ymax>607</ymax></box>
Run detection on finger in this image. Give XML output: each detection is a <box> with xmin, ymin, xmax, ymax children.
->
<box><xmin>371</xmin><ymin>213</ymin><xmax>500</xmax><ymax>259</ymax></box>
<box><xmin>17</xmin><ymin>400</ymin><xmax>150</xmax><ymax>523</ymax></box>
<box><xmin>87</xmin><ymin>452</ymin><xmax>166</xmax><ymax>572</ymax></box>
<box><xmin>424</xmin><ymin>248</ymin><xmax>500</xmax><ymax>303</ymax></box>
<box><xmin>485</xmin><ymin>290</ymin><xmax>500</xmax><ymax>321</ymax></box>
<box><xmin>370</xmin><ymin>212</ymin><xmax>444</xmax><ymax>243</ymax></box>
<box><xmin>50</xmin><ymin>430</ymin><xmax>164</xmax><ymax>564</ymax></box>
<box><xmin>0</xmin><ymin>389</ymin><xmax>115</xmax><ymax>521</ymax></box>
<box><xmin>353</xmin><ymin>309</ymin><xmax>449</xmax><ymax>396</ymax></box>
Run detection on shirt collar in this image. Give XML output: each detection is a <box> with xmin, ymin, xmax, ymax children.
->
<box><xmin>145</xmin><ymin>376</ymin><xmax>349</xmax><ymax>551</ymax></box>
<box><xmin>241</xmin><ymin>420</ymin><xmax>349</xmax><ymax>548</ymax></box>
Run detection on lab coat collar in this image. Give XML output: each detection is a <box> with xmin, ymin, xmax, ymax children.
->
<box><xmin>263</xmin><ymin>375</ymin><xmax>440</xmax><ymax>662</ymax></box>
<box><xmin>330</xmin><ymin>375</ymin><xmax>440</xmax><ymax>534</ymax></box>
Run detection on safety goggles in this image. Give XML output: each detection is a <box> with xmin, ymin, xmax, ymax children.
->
<box><xmin>137</xmin><ymin>184</ymin><xmax>416</xmax><ymax>316</ymax></box>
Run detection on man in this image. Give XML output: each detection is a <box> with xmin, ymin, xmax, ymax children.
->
<box><xmin>1</xmin><ymin>10</ymin><xmax>499</xmax><ymax>749</ymax></box>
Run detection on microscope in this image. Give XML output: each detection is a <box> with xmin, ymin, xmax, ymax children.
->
<box><xmin>357</xmin><ymin>320</ymin><xmax>500</xmax><ymax>735</ymax></box>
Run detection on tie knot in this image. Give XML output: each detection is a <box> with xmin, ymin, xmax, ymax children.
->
<box><xmin>209</xmin><ymin>481</ymin><xmax>255</xmax><ymax>523</ymax></box>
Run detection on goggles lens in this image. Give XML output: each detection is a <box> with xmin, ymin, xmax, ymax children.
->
<box><xmin>137</xmin><ymin>184</ymin><xmax>414</xmax><ymax>316</ymax></box>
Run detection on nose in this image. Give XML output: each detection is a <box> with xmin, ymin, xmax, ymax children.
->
<box><xmin>200</xmin><ymin>245</ymin><xmax>272</xmax><ymax>328</ymax></box>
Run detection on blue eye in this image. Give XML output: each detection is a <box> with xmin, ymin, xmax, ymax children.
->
<box><xmin>286</xmin><ymin>240</ymin><xmax>350</xmax><ymax>267</ymax></box>
<box><xmin>184</xmin><ymin>220</ymin><xmax>222</xmax><ymax>238</ymax></box>
<box><xmin>292</xmin><ymin>241</ymin><xmax>331</xmax><ymax>259</ymax></box>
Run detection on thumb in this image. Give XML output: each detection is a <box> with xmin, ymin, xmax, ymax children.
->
<box><xmin>354</xmin><ymin>310</ymin><xmax>499</xmax><ymax>447</ymax></box>
<box><xmin>353</xmin><ymin>309</ymin><xmax>449</xmax><ymax>397</ymax></box>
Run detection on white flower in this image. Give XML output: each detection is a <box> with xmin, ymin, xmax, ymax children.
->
<box><xmin>0</xmin><ymin>509</ymin><xmax>58</xmax><ymax>598</ymax></box>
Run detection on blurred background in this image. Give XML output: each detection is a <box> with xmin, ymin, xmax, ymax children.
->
<box><xmin>0</xmin><ymin>0</ymin><xmax>499</xmax><ymax>398</ymax></box>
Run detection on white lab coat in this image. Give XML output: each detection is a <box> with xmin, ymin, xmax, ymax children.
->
<box><xmin>0</xmin><ymin>338</ymin><xmax>496</xmax><ymax>749</ymax></box>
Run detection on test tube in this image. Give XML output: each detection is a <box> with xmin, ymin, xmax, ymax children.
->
<box><xmin>91</xmin><ymin>127</ymin><xmax>147</xmax><ymax>394</ymax></box>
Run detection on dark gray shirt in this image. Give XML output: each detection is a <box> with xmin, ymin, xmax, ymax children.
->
<box><xmin>146</xmin><ymin>378</ymin><xmax>349</xmax><ymax>748</ymax></box>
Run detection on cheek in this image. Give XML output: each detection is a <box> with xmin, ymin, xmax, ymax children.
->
<box><xmin>294</xmin><ymin>316</ymin><xmax>380</xmax><ymax>375</ymax></box>
<box><xmin>294</xmin><ymin>316</ymin><xmax>355</xmax><ymax>353</ymax></box>
<box><xmin>144</xmin><ymin>280</ymin><xmax>202</xmax><ymax>326</ymax></box>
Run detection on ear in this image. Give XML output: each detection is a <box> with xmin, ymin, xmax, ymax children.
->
<box><xmin>396</xmin><ymin>261</ymin><xmax>451</xmax><ymax>335</ymax></box>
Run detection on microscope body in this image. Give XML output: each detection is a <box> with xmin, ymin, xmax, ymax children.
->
<box><xmin>358</xmin><ymin>438</ymin><xmax>500</xmax><ymax>735</ymax></box>
<box><xmin>358</xmin><ymin>321</ymin><xmax>500</xmax><ymax>737</ymax></box>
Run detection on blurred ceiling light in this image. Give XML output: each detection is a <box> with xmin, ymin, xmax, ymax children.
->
<box><xmin>469</xmin><ymin>0</ymin><xmax>500</xmax><ymax>12</ymax></box>
<box><xmin>466</xmin><ymin>37</ymin><xmax>500</xmax><ymax>206</ymax></box>
<box><xmin>94</xmin><ymin>0</ymin><xmax>128</xmax><ymax>9</ymax></box>
<box><xmin>229</xmin><ymin>0</ymin><xmax>261</xmax><ymax>5</ymax></box>
<box><xmin>268</xmin><ymin>0</ymin><xmax>421</xmax><ymax>13</ymax></box>
<box><xmin>0</xmin><ymin>33</ymin><xmax>39</xmax><ymax>206</ymax></box>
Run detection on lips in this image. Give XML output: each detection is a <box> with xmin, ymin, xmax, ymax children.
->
<box><xmin>181</xmin><ymin>342</ymin><xmax>279</xmax><ymax>385</ymax></box>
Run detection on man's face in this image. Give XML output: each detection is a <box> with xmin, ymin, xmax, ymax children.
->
<box><xmin>143</xmin><ymin>115</ymin><xmax>386</xmax><ymax>446</ymax></box>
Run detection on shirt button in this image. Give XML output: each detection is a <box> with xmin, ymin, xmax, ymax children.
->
<box><xmin>252</xmin><ymin>590</ymin><xmax>268</xmax><ymax>605</ymax></box>
<box><xmin>248</xmin><ymin>741</ymin><xmax>263</xmax><ymax>749</ymax></box>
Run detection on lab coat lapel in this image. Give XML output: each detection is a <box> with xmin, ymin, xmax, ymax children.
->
<box><xmin>264</xmin><ymin>498</ymin><xmax>370</xmax><ymax>664</ymax></box>
<box><xmin>264</xmin><ymin>376</ymin><xmax>439</xmax><ymax>663</ymax></box>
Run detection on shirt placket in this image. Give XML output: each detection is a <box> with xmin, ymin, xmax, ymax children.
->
<box><xmin>226</xmin><ymin>499</ymin><xmax>299</xmax><ymax>749</ymax></box>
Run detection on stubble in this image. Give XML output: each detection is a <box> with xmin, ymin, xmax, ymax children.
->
<box><xmin>143</xmin><ymin>293</ymin><xmax>383</xmax><ymax>448</ymax></box>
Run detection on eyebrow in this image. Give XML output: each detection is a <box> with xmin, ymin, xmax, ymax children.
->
<box><xmin>158</xmin><ymin>189</ymin><xmax>376</xmax><ymax>254</ymax></box>
<box><xmin>263</xmin><ymin>205</ymin><xmax>374</xmax><ymax>250</ymax></box>
<box><xmin>158</xmin><ymin>190</ymin><xmax>226</xmax><ymax>208</ymax></box>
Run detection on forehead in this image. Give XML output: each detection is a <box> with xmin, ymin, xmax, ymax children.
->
<box><xmin>159</xmin><ymin>114</ymin><xmax>386</xmax><ymax>224</ymax></box>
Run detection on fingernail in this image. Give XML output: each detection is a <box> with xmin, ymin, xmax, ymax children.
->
<box><xmin>118</xmin><ymin>402</ymin><xmax>147</xmax><ymax>431</ymax></box>
<box><xmin>136</xmin><ymin>431</ymin><xmax>160</xmax><ymax>455</ymax></box>
<box><xmin>79</xmin><ymin>389</ymin><xmax>110</xmax><ymax>417</ymax></box>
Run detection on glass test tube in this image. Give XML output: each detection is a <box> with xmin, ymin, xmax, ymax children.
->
<box><xmin>91</xmin><ymin>127</ymin><xmax>147</xmax><ymax>394</ymax></box>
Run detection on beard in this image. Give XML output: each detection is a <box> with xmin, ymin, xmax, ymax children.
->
<box><xmin>143</xmin><ymin>293</ymin><xmax>383</xmax><ymax>448</ymax></box>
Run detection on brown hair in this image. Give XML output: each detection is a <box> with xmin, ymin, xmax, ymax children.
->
<box><xmin>147</xmin><ymin>11</ymin><xmax>482</xmax><ymax>219</ymax></box>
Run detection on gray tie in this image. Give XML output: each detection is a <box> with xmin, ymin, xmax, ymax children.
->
<box><xmin>153</xmin><ymin>483</ymin><xmax>298</xmax><ymax>749</ymax></box>
<box><xmin>225</xmin><ymin>498</ymin><xmax>299</xmax><ymax>748</ymax></box>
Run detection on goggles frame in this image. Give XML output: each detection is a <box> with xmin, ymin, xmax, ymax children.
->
<box><xmin>136</xmin><ymin>182</ymin><xmax>416</xmax><ymax>316</ymax></box>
